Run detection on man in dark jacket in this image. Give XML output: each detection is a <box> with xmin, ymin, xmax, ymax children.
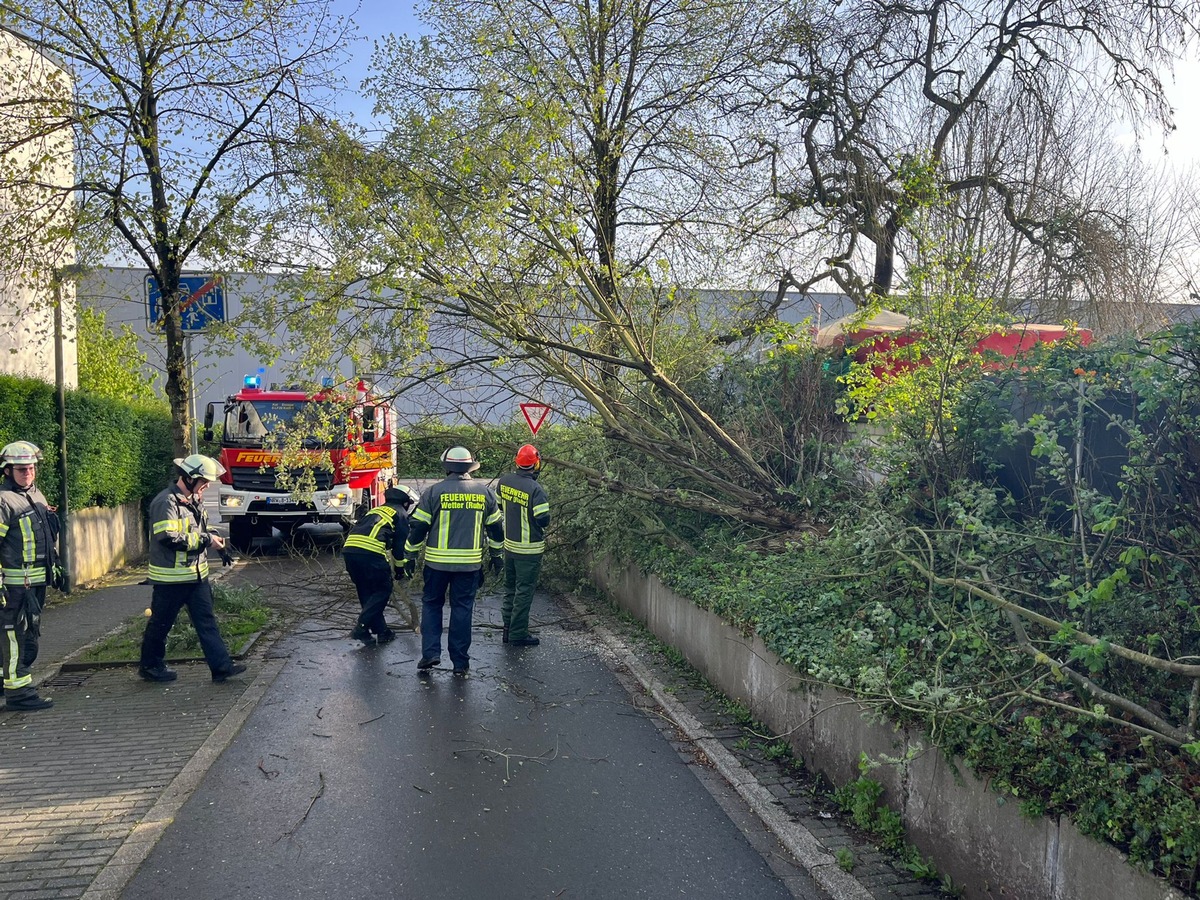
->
<box><xmin>498</xmin><ymin>444</ymin><xmax>551</xmax><ymax>647</ymax></box>
<box><xmin>343</xmin><ymin>484</ymin><xmax>420</xmax><ymax>644</ymax></box>
<box><xmin>0</xmin><ymin>441</ymin><xmax>59</xmax><ymax>711</ymax></box>
<box><xmin>139</xmin><ymin>455</ymin><xmax>246</xmax><ymax>684</ymax></box>
<box><xmin>402</xmin><ymin>447</ymin><xmax>504</xmax><ymax>675</ymax></box>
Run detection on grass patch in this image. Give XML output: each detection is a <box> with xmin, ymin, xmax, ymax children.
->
<box><xmin>76</xmin><ymin>583</ymin><xmax>274</xmax><ymax>664</ymax></box>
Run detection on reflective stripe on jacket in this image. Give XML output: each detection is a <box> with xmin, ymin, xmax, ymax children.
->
<box><xmin>343</xmin><ymin>501</ymin><xmax>409</xmax><ymax>560</ymax></box>
<box><xmin>497</xmin><ymin>471</ymin><xmax>550</xmax><ymax>555</ymax></box>
<box><xmin>404</xmin><ymin>474</ymin><xmax>503</xmax><ymax>571</ymax></box>
<box><xmin>147</xmin><ymin>483</ymin><xmax>211</xmax><ymax>584</ymax></box>
<box><xmin>0</xmin><ymin>477</ymin><xmax>56</xmax><ymax>588</ymax></box>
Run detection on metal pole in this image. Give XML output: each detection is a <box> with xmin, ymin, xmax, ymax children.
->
<box><xmin>186</xmin><ymin>333</ymin><xmax>198</xmax><ymax>454</ymax></box>
<box><xmin>53</xmin><ymin>276</ymin><xmax>72</xmax><ymax>594</ymax></box>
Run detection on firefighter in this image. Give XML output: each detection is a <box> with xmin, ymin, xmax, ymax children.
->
<box><xmin>498</xmin><ymin>444</ymin><xmax>551</xmax><ymax>647</ymax></box>
<box><xmin>139</xmin><ymin>455</ymin><xmax>247</xmax><ymax>684</ymax></box>
<box><xmin>0</xmin><ymin>441</ymin><xmax>60</xmax><ymax>711</ymax></box>
<box><xmin>343</xmin><ymin>484</ymin><xmax>420</xmax><ymax>644</ymax></box>
<box><xmin>401</xmin><ymin>447</ymin><xmax>504</xmax><ymax>675</ymax></box>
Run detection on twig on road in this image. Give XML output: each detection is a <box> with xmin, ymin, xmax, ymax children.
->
<box><xmin>276</xmin><ymin>771</ymin><xmax>325</xmax><ymax>843</ymax></box>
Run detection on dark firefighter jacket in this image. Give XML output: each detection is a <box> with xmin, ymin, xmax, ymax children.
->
<box><xmin>147</xmin><ymin>483</ymin><xmax>213</xmax><ymax>584</ymax></box>
<box><xmin>497</xmin><ymin>470</ymin><xmax>551</xmax><ymax>555</ymax></box>
<box><xmin>343</xmin><ymin>500</ymin><xmax>410</xmax><ymax>561</ymax></box>
<box><xmin>404</xmin><ymin>473</ymin><xmax>503</xmax><ymax>572</ymax></box>
<box><xmin>0</xmin><ymin>475</ymin><xmax>59</xmax><ymax>593</ymax></box>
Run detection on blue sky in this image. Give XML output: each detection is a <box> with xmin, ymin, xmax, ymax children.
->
<box><xmin>332</xmin><ymin>0</ymin><xmax>424</xmax><ymax>129</ymax></box>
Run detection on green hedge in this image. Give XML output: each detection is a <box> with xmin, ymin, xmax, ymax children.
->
<box><xmin>0</xmin><ymin>374</ymin><xmax>173</xmax><ymax>509</ymax></box>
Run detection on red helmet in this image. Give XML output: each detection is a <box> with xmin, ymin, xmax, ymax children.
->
<box><xmin>514</xmin><ymin>444</ymin><xmax>541</xmax><ymax>470</ymax></box>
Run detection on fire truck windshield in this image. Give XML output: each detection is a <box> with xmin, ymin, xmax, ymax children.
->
<box><xmin>223</xmin><ymin>399</ymin><xmax>347</xmax><ymax>449</ymax></box>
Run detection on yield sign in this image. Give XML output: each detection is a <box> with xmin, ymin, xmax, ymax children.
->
<box><xmin>520</xmin><ymin>403</ymin><xmax>551</xmax><ymax>435</ymax></box>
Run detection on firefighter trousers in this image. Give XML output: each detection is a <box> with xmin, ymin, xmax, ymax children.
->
<box><xmin>1</xmin><ymin>584</ymin><xmax>44</xmax><ymax>700</ymax></box>
<box><xmin>502</xmin><ymin>553</ymin><xmax>543</xmax><ymax>642</ymax></box>
<box><xmin>140</xmin><ymin>580</ymin><xmax>233</xmax><ymax>675</ymax></box>
<box><xmin>344</xmin><ymin>550</ymin><xmax>393</xmax><ymax>635</ymax></box>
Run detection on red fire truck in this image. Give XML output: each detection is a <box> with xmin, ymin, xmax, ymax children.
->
<box><xmin>202</xmin><ymin>375</ymin><xmax>396</xmax><ymax>552</ymax></box>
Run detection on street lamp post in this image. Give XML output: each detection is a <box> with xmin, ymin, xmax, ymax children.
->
<box><xmin>52</xmin><ymin>269</ymin><xmax>74</xmax><ymax>594</ymax></box>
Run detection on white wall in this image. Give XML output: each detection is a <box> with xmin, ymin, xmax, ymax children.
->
<box><xmin>0</xmin><ymin>27</ymin><xmax>78</xmax><ymax>388</ymax></box>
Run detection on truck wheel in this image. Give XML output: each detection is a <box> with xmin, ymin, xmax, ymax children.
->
<box><xmin>228</xmin><ymin>517</ymin><xmax>255</xmax><ymax>554</ymax></box>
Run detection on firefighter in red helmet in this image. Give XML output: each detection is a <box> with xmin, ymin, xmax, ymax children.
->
<box><xmin>497</xmin><ymin>444</ymin><xmax>551</xmax><ymax>647</ymax></box>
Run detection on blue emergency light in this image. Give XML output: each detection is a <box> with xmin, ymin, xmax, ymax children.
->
<box><xmin>244</xmin><ymin>374</ymin><xmax>262</xmax><ymax>389</ymax></box>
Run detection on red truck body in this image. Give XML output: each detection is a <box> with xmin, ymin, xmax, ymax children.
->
<box><xmin>203</xmin><ymin>377</ymin><xmax>396</xmax><ymax>552</ymax></box>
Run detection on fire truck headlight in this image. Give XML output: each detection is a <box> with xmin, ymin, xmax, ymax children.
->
<box><xmin>328</xmin><ymin>491</ymin><xmax>349</xmax><ymax>507</ymax></box>
<box><xmin>220</xmin><ymin>496</ymin><xmax>243</xmax><ymax>508</ymax></box>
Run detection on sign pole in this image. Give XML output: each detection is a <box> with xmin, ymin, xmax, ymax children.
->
<box><xmin>186</xmin><ymin>333</ymin><xmax>198</xmax><ymax>454</ymax></box>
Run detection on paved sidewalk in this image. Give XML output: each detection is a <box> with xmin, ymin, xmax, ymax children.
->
<box><xmin>0</xmin><ymin>563</ymin><xmax>263</xmax><ymax>900</ymax></box>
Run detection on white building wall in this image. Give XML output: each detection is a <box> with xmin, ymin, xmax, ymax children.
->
<box><xmin>0</xmin><ymin>27</ymin><xmax>77</xmax><ymax>388</ymax></box>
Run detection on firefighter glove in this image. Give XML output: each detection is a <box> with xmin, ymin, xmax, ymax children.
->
<box><xmin>51</xmin><ymin>564</ymin><xmax>67</xmax><ymax>591</ymax></box>
<box><xmin>401</xmin><ymin>557</ymin><xmax>417</xmax><ymax>579</ymax></box>
<box><xmin>219</xmin><ymin>547</ymin><xmax>235</xmax><ymax>567</ymax></box>
<box><xmin>490</xmin><ymin>553</ymin><xmax>504</xmax><ymax>575</ymax></box>
<box><xmin>393</xmin><ymin>565</ymin><xmax>409</xmax><ymax>582</ymax></box>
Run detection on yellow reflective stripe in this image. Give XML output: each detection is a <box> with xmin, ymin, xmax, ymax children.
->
<box><xmin>19</xmin><ymin>517</ymin><xmax>35</xmax><ymax>563</ymax></box>
<box><xmin>532</xmin><ymin>502</ymin><xmax>549</xmax><ymax>517</ymax></box>
<box><xmin>503</xmin><ymin>540</ymin><xmax>545</xmax><ymax>554</ymax></box>
<box><xmin>0</xmin><ymin>522</ymin><xmax>8</xmax><ymax>538</ymax></box>
<box><xmin>411</xmin><ymin>508</ymin><xmax>432</xmax><ymax>525</ymax></box>
<box><xmin>403</xmin><ymin>540</ymin><xmax>423</xmax><ymax>555</ymax></box>
<box><xmin>344</xmin><ymin>534</ymin><xmax>387</xmax><ymax>554</ymax></box>
<box><xmin>2</xmin><ymin>566</ymin><xmax>46</xmax><ymax>584</ymax></box>
<box><xmin>485</xmin><ymin>509</ymin><xmax>502</xmax><ymax>526</ymax></box>
<box><xmin>487</xmin><ymin>535</ymin><xmax>503</xmax><ymax>551</ymax></box>
<box><xmin>425</xmin><ymin>547</ymin><xmax>484</xmax><ymax>564</ymax></box>
<box><xmin>153</xmin><ymin>518</ymin><xmax>185</xmax><ymax>534</ymax></box>
<box><xmin>148</xmin><ymin>563</ymin><xmax>209</xmax><ymax>582</ymax></box>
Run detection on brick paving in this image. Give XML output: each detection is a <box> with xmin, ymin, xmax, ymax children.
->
<box><xmin>0</xmin><ymin>664</ymin><xmax>259</xmax><ymax>899</ymax></box>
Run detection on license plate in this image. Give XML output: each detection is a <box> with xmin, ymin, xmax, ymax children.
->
<box><xmin>266</xmin><ymin>496</ymin><xmax>293</xmax><ymax>505</ymax></box>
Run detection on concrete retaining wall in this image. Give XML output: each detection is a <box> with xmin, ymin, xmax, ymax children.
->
<box><xmin>592</xmin><ymin>560</ymin><xmax>1185</xmax><ymax>900</ymax></box>
<box><xmin>67</xmin><ymin>501</ymin><xmax>145</xmax><ymax>586</ymax></box>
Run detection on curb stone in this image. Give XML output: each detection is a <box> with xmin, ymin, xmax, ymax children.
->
<box><xmin>565</xmin><ymin>593</ymin><xmax>878</xmax><ymax>900</ymax></box>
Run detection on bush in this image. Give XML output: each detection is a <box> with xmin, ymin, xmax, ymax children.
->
<box><xmin>0</xmin><ymin>373</ymin><xmax>173</xmax><ymax>509</ymax></box>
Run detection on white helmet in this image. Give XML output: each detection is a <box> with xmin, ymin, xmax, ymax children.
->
<box><xmin>174</xmin><ymin>454</ymin><xmax>226</xmax><ymax>482</ymax></box>
<box><xmin>441</xmin><ymin>446</ymin><xmax>480</xmax><ymax>474</ymax></box>
<box><xmin>1</xmin><ymin>441</ymin><xmax>42</xmax><ymax>467</ymax></box>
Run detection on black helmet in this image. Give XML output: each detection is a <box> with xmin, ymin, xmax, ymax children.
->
<box><xmin>385</xmin><ymin>485</ymin><xmax>420</xmax><ymax>509</ymax></box>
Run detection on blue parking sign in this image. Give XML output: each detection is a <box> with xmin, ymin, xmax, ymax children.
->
<box><xmin>146</xmin><ymin>273</ymin><xmax>227</xmax><ymax>332</ymax></box>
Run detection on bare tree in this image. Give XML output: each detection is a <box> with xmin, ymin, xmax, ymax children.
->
<box><xmin>0</xmin><ymin>0</ymin><xmax>352</xmax><ymax>454</ymax></box>
<box><xmin>765</xmin><ymin>0</ymin><xmax>1200</xmax><ymax>306</ymax></box>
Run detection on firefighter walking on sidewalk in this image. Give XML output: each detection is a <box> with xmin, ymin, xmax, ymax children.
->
<box><xmin>139</xmin><ymin>455</ymin><xmax>246</xmax><ymax>685</ymax></box>
<box><xmin>498</xmin><ymin>444</ymin><xmax>551</xmax><ymax>647</ymax></box>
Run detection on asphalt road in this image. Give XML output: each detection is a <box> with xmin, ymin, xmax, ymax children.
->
<box><xmin>119</xmin><ymin>551</ymin><xmax>817</xmax><ymax>900</ymax></box>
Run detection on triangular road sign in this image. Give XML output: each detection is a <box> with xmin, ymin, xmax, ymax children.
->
<box><xmin>520</xmin><ymin>402</ymin><xmax>551</xmax><ymax>435</ymax></box>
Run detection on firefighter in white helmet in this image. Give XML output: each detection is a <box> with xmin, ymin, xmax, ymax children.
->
<box><xmin>0</xmin><ymin>441</ymin><xmax>59</xmax><ymax>711</ymax></box>
<box><xmin>139</xmin><ymin>454</ymin><xmax>247</xmax><ymax>684</ymax></box>
<box><xmin>401</xmin><ymin>447</ymin><xmax>504</xmax><ymax>675</ymax></box>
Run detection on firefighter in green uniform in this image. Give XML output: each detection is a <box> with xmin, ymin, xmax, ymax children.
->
<box><xmin>343</xmin><ymin>484</ymin><xmax>419</xmax><ymax>644</ymax></box>
<box><xmin>402</xmin><ymin>447</ymin><xmax>504</xmax><ymax>675</ymax></box>
<box><xmin>497</xmin><ymin>444</ymin><xmax>551</xmax><ymax>647</ymax></box>
<box><xmin>0</xmin><ymin>441</ymin><xmax>60</xmax><ymax>711</ymax></box>
<box><xmin>139</xmin><ymin>455</ymin><xmax>246</xmax><ymax>684</ymax></box>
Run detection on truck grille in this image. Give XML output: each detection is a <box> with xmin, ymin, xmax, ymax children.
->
<box><xmin>230</xmin><ymin>467</ymin><xmax>335</xmax><ymax>492</ymax></box>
